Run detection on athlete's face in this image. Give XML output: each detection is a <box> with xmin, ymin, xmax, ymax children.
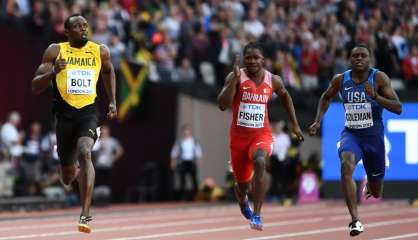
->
<box><xmin>244</xmin><ymin>48</ymin><xmax>264</xmax><ymax>74</ymax></box>
<box><xmin>66</xmin><ymin>16</ymin><xmax>89</xmax><ymax>45</ymax></box>
<box><xmin>350</xmin><ymin>47</ymin><xmax>370</xmax><ymax>71</ymax></box>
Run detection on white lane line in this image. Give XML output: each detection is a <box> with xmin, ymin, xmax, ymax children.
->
<box><xmin>0</xmin><ymin>217</ymin><xmax>323</xmax><ymax>240</ymax></box>
<box><xmin>105</xmin><ymin>218</ymin><xmax>324</xmax><ymax>240</ymax></box>
<box><xmin>330</xmin><ymin>208</ymin><xmax>418</xmax><ymax>221</ymax></box>
<box><xmin>373</xmin><ymin>232</ymin><xmax>418</xmax><ymax>240</ymax></box>
<box><xmin>244</xmin><ymin>217</ymin><xmax>418</xmax><ymax>240</ymax></box>
<box><xmin>0</xmin><ymin>217</ymin><xmax>237</xmax><ymax>240</ymax></box>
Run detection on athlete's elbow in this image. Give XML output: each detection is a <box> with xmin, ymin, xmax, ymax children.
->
<box><xmin>217</xmin><ymin>101</ymin><xmax>229</xmax><ymax>111</ymax></box>
<box><xmin>217</xmin><ymin>96</ymin><xmax>228</xmax><ymax>111</ymax></box>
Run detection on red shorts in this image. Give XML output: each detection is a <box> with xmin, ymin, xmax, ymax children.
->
<box><xmin>230</xmin><ymin>133</ymin><xmax>273</xmax><ymax>183</ymax></box>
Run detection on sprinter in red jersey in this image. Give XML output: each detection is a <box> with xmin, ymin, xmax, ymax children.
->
<box><xmin>217</xmin><ymin>42</ymin><xmax>304</xmax><ymax>231</ymax></box>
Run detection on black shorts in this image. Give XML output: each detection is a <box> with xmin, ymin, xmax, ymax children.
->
<box><xmin>56</xmin><ymin>113</ymin><xmax>98</xmax><ymax>166</ymax></box>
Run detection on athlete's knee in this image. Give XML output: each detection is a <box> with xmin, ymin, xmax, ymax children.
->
<box><xmin>78</xmin><ymin>145</ymin><xmax>91</xmax><ymax>159</ymax></box>
<box><xmin>340</xmin><ymin>153</ymin><xmax>355</xmax><ymax>175</ymax></box>
<box><xmin>341</xmin><ymin>161</ymin><xmax>355</xmax><ymax>178</ymax></box>
<box><xmin>253</xmin><ymin>150</ymin><xmax>266</xmax><ymax>169</ymax></box>
<box><xmin>253</xmin><ymin>157</ymin><xmax>266</xmax><ymax>169</ymax></box>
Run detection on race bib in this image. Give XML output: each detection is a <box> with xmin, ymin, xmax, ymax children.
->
<box><xmin>237</xmin><ymin>103</ymin><xmax>265</xmax><ymax>128</ymax></box>
<box><xmin>67</xmin><ymin>69</ymin><xmax>95</xmax><ymax>95</ymax></box>
<box><xmin>344</xmin><ymin>102</ymin><xmax>373</xmax><ymax>129</ymax></box>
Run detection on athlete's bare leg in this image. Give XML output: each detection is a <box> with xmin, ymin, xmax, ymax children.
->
<box><xmin>252</xmin><ymin>149</ymin><xmax>268</xmax><ymax>215</ymax></box>
<box><xmin>340</xmin><ymin>152</ymin><xmax>358</xmax><ymax>221</ymax></box>
<box><xmin>77</xmin><ymin>136</ymin><xmax>95</xmax><ymax>217</ymax></box>
<box><xmin>60</xmin><ymin>150</ymin><xmax>78</xmax><ymax>190</ymax></box>
<box><xmin>235</xmin><ymin>182</ymin><xmax>251</xmax><ymax>205</ymax></box>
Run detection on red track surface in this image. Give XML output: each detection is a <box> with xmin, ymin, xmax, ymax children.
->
<box><xmin>0</xmin><ymin>200</ymin><xmax>417</xmax><ymax>240</ymax></box>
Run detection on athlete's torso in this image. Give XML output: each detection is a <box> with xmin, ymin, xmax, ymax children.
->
<box><xmin>339</xmin><ymin>68</ymin><xmax>383</xmax><ymax>136</ymax></box>
<box><xmin>53</xmin><ymin>41</ymin><xmax>101</xmax><ymax>117</ymax></box>
<box><xmin>231</xmin><ymin>69</ymin><xmax>273</xmax><ymax>137</ymax></box>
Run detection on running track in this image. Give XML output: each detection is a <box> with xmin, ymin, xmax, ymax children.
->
<box><xmin>0</xmin><ymin>200</ymin><xmax>417</xmax><ymax>240</ymax></box>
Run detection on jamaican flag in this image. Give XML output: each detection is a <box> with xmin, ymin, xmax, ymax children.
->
<box><xmin>118</xmin><ymin>58</ymin><xmax>149</xmax><ymax>121</ymax></box>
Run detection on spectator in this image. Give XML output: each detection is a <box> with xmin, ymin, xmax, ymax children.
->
<box><xmin>333</xmin><ymin>48</ymin><xmax>348</xmax><ymax>75</ymax></box>
<box><xmin>40</xmin><ymin>123</ymin><xmax>59</xmax><ymax>170</ymax></box>
<box><xmin>190</xmin><ymin>22</ymin><xmax>210</xmax><ymax>83</ymax></box>
<box><xmin>92</xmin><ymin>125</ymin><xmax>124</xmax><ymax>187</ymax></box>
<box><xmin>402</xmin><ymin>45</ymin><xmax>418</xmax><ymax>87</ymax></box>
<box><xmin>268</xmin><ymin>121</ymin><xmax>291</xmax><ymax>201</ymax></box>
<box><xmin>0</xmin><ymin>147</ymin><xmax>15</xmax><ymax>197</ymax></box>
<box><xmin>1</xmin><ymin>111</ymin><xmax>24</xmax><ymax>161</ymax></box>
<box><xmin>171</xmin><ymin>57</ymin><xmax>196</xmax><ymax>82</ymax></box>
<box><xmin>170</xmin><ymin>124</ymin><xmax>202</xmax><ymax>200</ymax></box>
<box><xmin>300</xmin><ymin>37</ymin><xmax>319</xmax><ymax>90</ymax></box>
<box><xmin>154</xmin><ymin>32</ymin><xmax>177</xmax><ymax>82</ymax></box>
<box><xmin>1</xmin><ymin>111</ymin><xmax>21</xmax><ymax>148</ymax></box>
<box><xmin>21</xmin><ymin>121</ymin><xmax>42</xmax><ymax>195</ymax></box>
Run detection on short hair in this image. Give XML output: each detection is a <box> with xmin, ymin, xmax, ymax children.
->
<box><xmin>351</xmin><ymin>44</ymin><xmax>371</xmax><ymax>55</ymax></box>
<box><xmin>243</xmin><ymin>42</ymin><xmax>264</xmax><ymax>56</ymax></box>
<box><xmin>64</xmin><ymin>13</ymin><xmax>83</xmax><ymax>30</ymax></box>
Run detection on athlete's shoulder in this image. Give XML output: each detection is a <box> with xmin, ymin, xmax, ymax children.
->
<box><xmin>331</xmin><ymin>73</ymin><xmax>344</xmax><ymax>82</ymax></box>
<box><xmin>327</xmin><ymin>73</ymin><xmax>343</xmax><ymax>92</ymax></box>
<box><xmin>42</xmin><ymin>43</ymin><xmax>61</xmax><ymax>60</ymax></box>
<box><xmin>46</xmin><ymin>43</ymin><xmax>61</xmax><ymax>51</ymax></box>
<box><xmin>373</xmin><ymin>69</ymin><xmax>391</xmax><ymax>85</ymax></box>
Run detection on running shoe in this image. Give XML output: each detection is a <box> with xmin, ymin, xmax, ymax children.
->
<box><xmin>240</xmin><ymin>195</ymin><xmax>253</xmax><ymax>220</ymax></box>
<box><xmin>348</xmin><ymin>220</ymin><xmax>364</xmax><ymax>236</ymax></box>
<box><xmin>78</xmin><ymin>215</ymin><xmax>92</xmax><ymax>233</ymax></box>
<box><xmin>250</xmin><ymin>214</ymin><xmax>263</xmax><ymax>231</ymax></box>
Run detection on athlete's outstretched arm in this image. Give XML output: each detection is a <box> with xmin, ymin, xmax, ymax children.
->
<box><xmin>308</xmin><ymin>74</ymin><xmax>342</xmax><ymax>136</ymax></box>
<box><xmin>364</xmin><ymin>71</ymin><xmax>402</xmax><ymax>115</ymax></box>
<box><xmin>32</xmin><ymin>44</ymin><xmax>61</xmax><ymax>94</ymax></box>
<box><xmin>272</xmin><ymin>75</ymin><xmax>304</xmax><ymax>141</ymax></box>
<box><xmin>100</xmin><ymin>44</ymin><xmax>117</xmax><ymax>119</ymax></box>
<box><xmin>217</xmin><ymin>55</ymin><xmax>240</xmax><ymax>111</ymax></box>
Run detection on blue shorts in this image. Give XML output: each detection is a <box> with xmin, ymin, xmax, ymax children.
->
<box><xmin>338</xmin><ymin>131</ymin><xmax>385</xmax><ymax>182</ymax></box>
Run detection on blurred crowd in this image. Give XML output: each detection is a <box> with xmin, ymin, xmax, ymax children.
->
<box><xmin>0</xmin><ymin>111</ymin><xmax>61</xmax><ymax>198</ymax></box>
<box><xmin>2</xmin><ymin>0</ymin><xmax>417</xmax><ymax>91</ymax></box>
<box><xmin>0</xmin><ymin>111</ymin><xmax>123</xmax><ymax>202</ymax></box>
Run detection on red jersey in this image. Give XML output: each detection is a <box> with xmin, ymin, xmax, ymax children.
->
<box><xmin>230</xmin><ymin>68</ymin><xmax>273</xmax><ymax>137</ymax></box>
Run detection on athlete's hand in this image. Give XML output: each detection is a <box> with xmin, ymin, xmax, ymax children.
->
<box><xmin>54</xmin><ymin>53</ymin><xmax>66</xmax><ymax>74</ymax></box>
<box><xmin>364</xmin><ymin>82</ymin><xmax>377</xmax><ymax>99</ymax></box>
<box><xmin>107</xmin><ymin>103</ymin><xmax>117</xmax><ymax>120</ymax></box>
<box><xmin>308</xmin><ymin>121</ymin><xmax>320</xmax><ymax>136</ymax></box>
<box><xmin>232</xmin><ymin>54</ymin><xmax>241</xmax><ymax>80</ymax></box>
<box><xmin>291</xmin><ymin>125</ymin><xmax>304</xmax><ymax>142</ymax></box>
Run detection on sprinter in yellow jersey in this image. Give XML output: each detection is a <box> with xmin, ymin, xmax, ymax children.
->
<box><xmin>32</xmin><ymin>14</ymin><xmax>117</xmax><ymax>234</ymax></box>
